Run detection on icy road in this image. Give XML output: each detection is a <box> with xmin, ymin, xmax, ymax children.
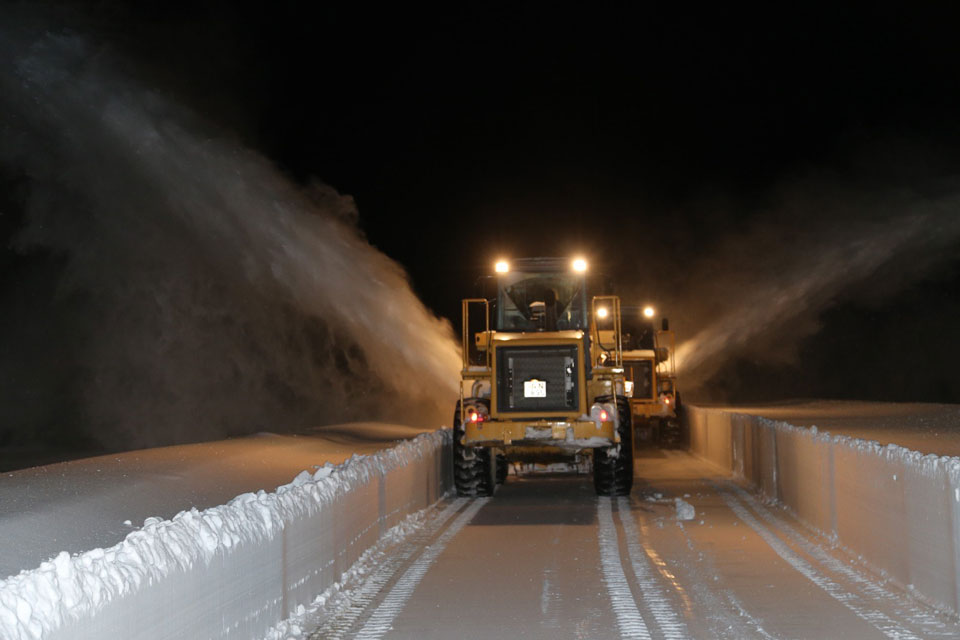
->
<box><xmin>272</xmin><ymin>450</ymin><xmax>956</xmax><ymax>640</ymax></box>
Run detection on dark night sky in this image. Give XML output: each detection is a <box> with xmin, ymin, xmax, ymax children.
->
<box><xmin>4</xmin><ymin>0</ymin><xmax>960</xmax><ymax>440</ymax></box>
<box><xmin>158</xmin><ymin>3</ymin><xmax>960</xmax><ymax>403</ymax></box>
<box><xmin>175</xmin><ymin>6</ymin><xmax>960</xmax><ymax>261</ymax></box>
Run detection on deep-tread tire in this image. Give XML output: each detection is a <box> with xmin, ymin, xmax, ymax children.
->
<box><xmin>593</xmin><ymin>396</ymin><xmax>634</xmax><ymax>496</ymax></box>
<box><xmin>453</xmin><ymin>400</ymin><xmax>496</xmax><ymax>497</ymax></box>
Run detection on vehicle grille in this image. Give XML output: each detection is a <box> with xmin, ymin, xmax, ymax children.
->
<box><xmin>628</xmin><ymin>360</ymin><xmax>654</xmax><ymax>400</ymax></box>
<box><xmin>496</xmin><ymin>345</ymin><xmax>580</xmax><ymax>413</ymax></box>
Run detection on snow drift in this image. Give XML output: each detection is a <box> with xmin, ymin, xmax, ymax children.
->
<box><xmin>0</xmin><ymin>430</ymin><xmax>451</xmax><ymax>640</ymax></box>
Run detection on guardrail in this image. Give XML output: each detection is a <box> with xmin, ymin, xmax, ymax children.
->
<box><xmin>687</xmin><ymin>406</ymin><xmax>960</xmax><ymax>617</ymax></box>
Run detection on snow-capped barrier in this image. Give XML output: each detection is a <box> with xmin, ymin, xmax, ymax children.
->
<box><xmin>687</xmin><ymin>406</ymin><xmax>960</xmax><ymax>617</ymax></box>
<box><xmin>0</xmin><ymin>430</ymin><xmax>452</xmax><ymax>640</ymax></box>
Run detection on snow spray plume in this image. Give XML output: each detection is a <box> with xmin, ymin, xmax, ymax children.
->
<box><xmin>668</xmin><ymin>182</ymin><xmax>960</xmax><ymax>395</ymax></box>
<box><xmin>0</xmin><ymin>30</ymin><xmax>461</xmax><ymax>448</ymax></box>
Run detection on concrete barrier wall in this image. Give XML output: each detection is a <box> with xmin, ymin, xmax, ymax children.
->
<box><xmin>687</xmin><ymin>406</ymin><xmax>960</xmax><ymax>617</ymax></box>
<box><xmin>39</xmin><ymin>431</ymin><xmax>452</xmax><ymax>640</ymax></box>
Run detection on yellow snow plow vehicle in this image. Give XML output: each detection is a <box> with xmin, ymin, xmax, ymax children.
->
<box><xmin>621</xmin><ymin>312</ymin><xmax>682</xmax><ymax>446</ymax></box>
<box><xmin>454</xmin><ymin>257</ymin><xmax>632</xmax><ymax>496</ymax></box>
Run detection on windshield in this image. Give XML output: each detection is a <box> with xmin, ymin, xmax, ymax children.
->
<box><xmin>496</xmin><ymin>270</ymin><xmax>587</xmax><ymax>331</ymax></box>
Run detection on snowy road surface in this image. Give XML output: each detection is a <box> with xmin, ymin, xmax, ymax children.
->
<box><xmin>278</xmin><ymin>450</ymin><xmax>957</xmax><ymax>639</ymax></box>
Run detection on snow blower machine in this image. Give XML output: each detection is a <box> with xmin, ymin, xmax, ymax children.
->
<box><xmin>620</xmin><ymin>310</ymin><xmax>683</xmax><ymax>447</ymax></box>
<box><xmin>454</xmin><ymin>257</ymin><xmax>633</xmax><ymax>497</ymax></box>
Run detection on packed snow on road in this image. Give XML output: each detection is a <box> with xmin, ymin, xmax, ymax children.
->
<box><xmin>2</xmin><ymin>403</ymin><xmax>960</xmax><ymax>639</ymax></box>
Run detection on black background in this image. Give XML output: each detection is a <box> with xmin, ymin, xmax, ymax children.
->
<box><xmin>5</xmin><ymin>2</ymin><xmax>960</xmax><ymax>407</ymax></box>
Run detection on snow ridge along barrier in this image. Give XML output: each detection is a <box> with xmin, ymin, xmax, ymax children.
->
<box><xmin>0</xmin><ymin>430</ymin><xmax>452</xmax><ymax>640</ymax></box>
<box><xmin>687</xmin><ymin>406</ymin><xmax>960</xmax><ymax>617</ymax></box>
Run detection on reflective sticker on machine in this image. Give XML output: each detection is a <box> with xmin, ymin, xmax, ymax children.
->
<box><xmin>523</xmin><ymin>379</ymin><xmax>547</xmax><ymax>398</ymax></box>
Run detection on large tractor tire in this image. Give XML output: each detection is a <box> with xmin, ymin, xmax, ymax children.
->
<box><xmin>453</xmin><ymin>400</ymin><xmax>496</xmax><ymax>497</ymax></box>
<box><xmin>594</xmin><ymin>396</ymin><xmax>634</xmax><ymax>496</ymax></box>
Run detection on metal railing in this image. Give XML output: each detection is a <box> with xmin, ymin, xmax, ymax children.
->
<box><xmin>590</xmin><ymin>295</ymin><xmax>623</xmax><ymax>368</ymax></box>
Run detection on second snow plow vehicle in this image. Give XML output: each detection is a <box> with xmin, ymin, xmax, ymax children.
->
<box><xmin>622</xmin><ymin>314</ymin><xmax>683</xmax><ymax>446</ymax></box>
<box><xmin>454</xmin><ymin>257</ymin><xmax>632</xmax><ymax>497</ymax></box>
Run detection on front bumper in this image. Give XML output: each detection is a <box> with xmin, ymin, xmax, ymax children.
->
<box><xmin>463</xmin><ymin>418</ymin><xmax>618</xmax><ymax>449</ymax></box>
<box><xmin>630</xmin><ymin>401</ymin><xmax>676</xmax><ymax>419</ymax></box>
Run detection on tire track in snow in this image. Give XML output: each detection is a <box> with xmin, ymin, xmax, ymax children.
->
<box><xmin>668</xmin><ymin>514</ymin><xmax>776</xmax><ymax>639</ymax></box>
<box><xmin>597</xmin><ymin>497</ymin><xmax>652</xmax><ymax>640</ymax></box>
<box><xmin>615</xmin><ymin>497</ymin><xmax>689</xmax><ymax>640</ymax></box>
<box><xmin>353</xmin><ymin>497</ymin><xmax>489</xmax><ymax>640</ymax></box>
<box><xmin>306</xmin><ymin>497</ymin><xmax>469</xmax><ymax>640</ymax></box>
<box><xmin>725</xmin><ymin>482</ymin><xmax>956</xmax><ymax>638</ymax></box>
<box><xmin>719</xmin><ymin>487</ymin><xmax>922</xmax><ymax>640</ymax></box>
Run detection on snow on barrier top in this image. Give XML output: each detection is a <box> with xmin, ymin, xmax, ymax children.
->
<box><xmin>0</xmin><ymin>429</ymin><xmax>449</xmax><ymax>640</ymax></box>
<box><xmin>757</xmin><ymin>415</ymin><xmax>960</xmax><ymax>487</ymax></box>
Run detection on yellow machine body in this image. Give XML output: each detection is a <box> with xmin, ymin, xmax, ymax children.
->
<box><xmin>622</xmin><ymin>327</ymin><xmax>680</xmax><ymax>444</ymax></box>
<box><xmin>454</xmin><ymin>257</ymin><xmax>637</xmax><ymax>496</ymax></box>
<box><xmin>459</xmin><ymin>286</ymin><xmax>626</xmax><ymax>458</ymax></box>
